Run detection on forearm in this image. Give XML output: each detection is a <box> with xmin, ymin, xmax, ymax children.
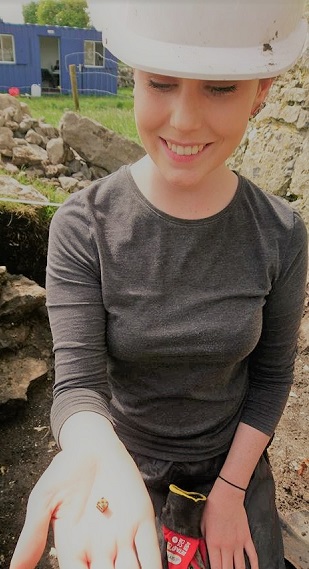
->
<box><xmin>218</xmin><ymin>422</ymin><xmax>270</xmax><ymax>490</ymax></box>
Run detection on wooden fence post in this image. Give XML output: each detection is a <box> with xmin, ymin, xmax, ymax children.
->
<box><xmin>69</xmin><ymin>64</ymin><xmax>80</xmax><ymax>112</ymax></box>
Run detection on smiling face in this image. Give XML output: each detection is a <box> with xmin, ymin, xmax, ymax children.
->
<box><xmin>133</xmin><ymin>71</ymin><xmax>272</xmax><ymax>192</ymax></box>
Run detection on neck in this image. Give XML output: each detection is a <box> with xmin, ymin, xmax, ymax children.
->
<box><xmin>130</xmin><ymin>155</ymin><xmax>238</xmax><ymax>220</ymax></box>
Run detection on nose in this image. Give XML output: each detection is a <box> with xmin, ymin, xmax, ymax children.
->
<box><xmin>170</xmin><ymin>86</ymin><xmax>203</xmax><ymax>133</ymax></box>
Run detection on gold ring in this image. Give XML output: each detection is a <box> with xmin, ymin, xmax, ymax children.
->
<box><xmin>96</xmin><ymin>497</ymin><xmax>109</xmax><ymax>513</ymax></box>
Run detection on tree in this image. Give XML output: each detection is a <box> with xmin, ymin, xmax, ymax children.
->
<box><xmin>22</xmin><ymin>0</ymin><xmax>91</xmax><ymax>28</ymax></box>
<box><xmin>22</xmin><ymin>1</ymin><xmax>38</xmax><ymax>24</ymax></box>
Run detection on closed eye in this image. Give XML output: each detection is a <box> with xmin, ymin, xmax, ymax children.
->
<box><xmin>207</xmin><ymin>85</ymin><xmax>238</xmax><ymax>96</ymax></box>
<box><xmin>148</xmin><ymin>79</ymin><xmax>177</xmax><ymax>91</ymax></box>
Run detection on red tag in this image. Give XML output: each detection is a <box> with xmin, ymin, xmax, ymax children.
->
<box><xmin>163</xmin><ymin>526</ymin><xmax>200</xmax><ymax>569</ymax></box>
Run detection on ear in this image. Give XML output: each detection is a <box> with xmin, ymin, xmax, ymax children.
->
<box><xmin>251</xmin><ymin>78</ymin><xmax>274</xmax><ymax>115</ymax></box>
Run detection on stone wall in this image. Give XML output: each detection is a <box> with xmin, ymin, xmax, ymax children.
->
<box><xmin>227</xmin><ymin>27</ymin><xmax>309</xmax><ymax>226</ymax></box>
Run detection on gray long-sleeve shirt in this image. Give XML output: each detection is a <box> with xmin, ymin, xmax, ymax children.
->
<box><xmin>47</xmin><ymin>166</ymin><xmax>308</xmax><ymax>460</ymax></box>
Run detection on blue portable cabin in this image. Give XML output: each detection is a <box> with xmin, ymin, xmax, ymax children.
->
<box><xmin>0</xmin><ymin>21</ymin><xmax>117</xmax><ymax>95</ymax></box>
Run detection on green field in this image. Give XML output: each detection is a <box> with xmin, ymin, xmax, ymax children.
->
<box><xmin>19</xmin><ymin>88</ymin><xmax>140</xmax><ymax>144</ymax></box>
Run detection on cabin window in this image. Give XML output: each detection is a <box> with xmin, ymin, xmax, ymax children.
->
<box><xmin>0</xmin><ymin>34</ymin><xmax>15</xmax><ymax>63</ymax></box>
<box><xmin>84</xmin><ymin>40</ymin><xmax>105</xmax><ymax>67</ymax></box>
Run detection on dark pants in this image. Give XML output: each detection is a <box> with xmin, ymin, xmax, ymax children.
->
<box><xmin>130</xmin><ymin>450</ymin><xmax>285</xmax><ymax>569</ymax></box>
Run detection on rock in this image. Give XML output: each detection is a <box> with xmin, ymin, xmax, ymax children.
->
<box><xmin>0</xmin><ymin>95</ymin><xmax>23</xmax><ymax>123</ymax></box>
<box><xmin>5</xmin><ymin>120</ymin><xmax>19</xmax><ymax>132</ymax></box>
<box><xmin>0</xmin><ymin>268</ymin><xmax>52</xmax><ymax>421</ymax></box>
<box><xmin>0</xmin><ymin>323</ymin><xmax>30</xmax><ymax>350</ymax></box>
<box><xmin>77</xmin><ymin>180</ymin><xmax>92</xmax><ymax>190</ymax></box>
<box><xmin>290</xmin><ymin>134</ymin><xmax>309</xmax><ymax>199</ymax></box>
<box><xmin>2</xmin><ymin>162</ymin><xmax>19</xmax><ymax>175</ymax></box>
<box><xmin>283</xmin><ymin>88</ymin><xmax>307</xmax><ymax>104</ymax></box>
<box><xmin>0</xmin><ymin>94</ymin><xmax>20</xmax><ymax>111</ymax></box>
<box><xmin>19</xmin><ymin>102</ymin><xmax>31</xmax><ymax>116</ymax></box>
<box><xmin>0</xmin><ymin>266</ymin><xmax>7</xmax><ymax>287</ymax></box>
<box><xmin>46</xmin><ymin>137</ymin><xmax>67</xmax><ymax>165</ymax></box>
<box><xmin>234</xmin><ymin>125</ymin><xmax>304</xmax><ymax>197</ymax></box>
<box><xmin>22</xmin><ymin>167</ymin><xmax>46</xmax><ymax>180</ymax></box>
<box><xmin>67</xmin><ymin>157</ymin><xmax>83</xmax><ymax>174</ymax></box>
<box><xmin>34</xmin><ymin>121</ymin><xmax>58</xmax><ymax>140</ymax></box>
<box><xmin>279</xmin><ymin>105</ymin><xmax>301</xmax><ymax>124</ymax></box>
<box><xmin>44</xmin><ymin>163</ymin><xmax>68</xmax><ymax>178</ymax></box>
<box><xmin>60</xmin><ymin>111</ymin><xmax>145</xmax><ymax>173</ymax></box>
<box><xmin>0</xmin><ymin>127</ymin><xmax>16</xmax><ymax>156</ymax></box>
<box><xmin>0</xmin><ymin>354</ymin><xmax>47</xmax><ymax>420</ymax></box>
<box><xmin>0</xmin><ymin>274</ymin><xmax>46</xmax><ymax>322</ymax></box>
<box><xmin>12</xmin><ymin>143</ymin><xmax>48</xmax><ymax>167</ymax></box>
<box><xmin>14</xmin><ymin>138</ymin><xmax>28</xmax><ymax>146</ymax></box>
<box><xmin>58</xmin><ymin>175</ymin><xmax>79</xmax><ymax>192</ymax></box>
<box><xmin>25</xmin><ymin>129</ymin><xmax>45</xmax><ymax>147</ymax></box>
<box><xmin>0</xmin><ymin>174</ymin><xmax>49</xmax><ymax>203</ymax></box>
<box><xmin>18</xmin><ymin>116</ymin><xmax>37</xmax><ymax>134</ymax></box>
<box><xmin>89</xmin><ymin>165</ymin><xmax>109</xmax><ymax>179</ymax></box>
<box><xmin>297</xmin><ymin>109</ymin><xmax>309</xmax><ymax>130</ymax></box>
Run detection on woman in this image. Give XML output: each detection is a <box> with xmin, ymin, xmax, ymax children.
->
<box><xmin>10</xmin><ymin>2</ymin><xmax>308</xmax><ymax>569</ymax></box>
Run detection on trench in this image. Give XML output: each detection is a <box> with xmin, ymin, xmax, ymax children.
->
<box><xmin>0</xmin><ymin>207</ymin><xmax>50</xmax><ymax>286</ymax></box>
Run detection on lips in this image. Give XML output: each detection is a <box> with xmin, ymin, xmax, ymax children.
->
<box><xmin>166</xmin><ymin>140</ymin><xmax>205</xmax><ymax>156</ymax></box>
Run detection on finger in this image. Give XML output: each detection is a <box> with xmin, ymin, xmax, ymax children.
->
<box><xmin>9</xmin><ymin>491</ymin><xmax>51</xmax><ymax>569</ymax></box>
<box><xmin>233</xmin><ymin>548</ymin><xmax>246</xmax><ymax>569</ymax></box>
<box><xmin>115</xmin><ymin>546</ymin><xmax>140</xmax><ymax>569</ymax></box>
<box><xmin>221</xmin><ymin>548</ymin><xmax>233</xmax><ymax>569</ymax></box>
<box><xmin>88</xmin><ymin>546</ymin><xmax>114</xmax><ymax>569</ymax></box>
<box><xmin>91</xmin><ymin>560</ymin><xmax>114</xmax><ymax>569</ymax></box>
<box><xmin>245</xmin><ymin>539</ymin><xmax>259</xmax><ymax>569</ymax></box>
<box><xmin>135</xmin><ymin>520</ymin><xmax>162</xmax><ymax>569</ymax></box>
<box><xmin>207</xmin><ymin>545</ymin><xmax>222</xmax><ymax>569</ymax></box>
<box><xmin>55</xmin><ymin>551</ymin><xmax>89</xmax><ymax>569</ymax></box>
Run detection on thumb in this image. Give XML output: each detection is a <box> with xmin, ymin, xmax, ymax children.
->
<box><xmin>10</xmin><ymin>483</ymin><xmax>54</xmax><ymax>569</ymax></box>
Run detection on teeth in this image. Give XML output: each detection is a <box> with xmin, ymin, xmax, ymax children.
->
<box><xmin>166</xmin><ymin>141</ymin><xmax>205</xmax><ymax>156</ymax></box>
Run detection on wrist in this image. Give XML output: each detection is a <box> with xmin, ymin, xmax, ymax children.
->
<box><xmin>217</xmin><ymin>474</ymin><xmax>247</xmax><ymax>493</ymax></box>
<box><xmin>210</xmin><ymin>476</ymin><xmax>246</xmax><ymax>501</ymax></box>
<box><xmin>59</xmin><ymin>412</ymin><xmax>124</xmax><ymax>456</ymax></box>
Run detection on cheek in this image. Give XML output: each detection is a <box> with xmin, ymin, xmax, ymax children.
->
<box><xmin>212</xmin><ymin>99</ymin><xmax>252</xmax><ymax>137</ymax></box>
<box><xmin>134</xmin><ymin>99</ymin><xmax>155</xmax><ymax>137</ymax></box>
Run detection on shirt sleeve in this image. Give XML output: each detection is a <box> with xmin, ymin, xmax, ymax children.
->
<box><xmin>240</xmin><ymin>210</ymin><xmax>308</xmax><ymax>436</ymax></box>
<box><xmin>46</xmin><ymin>194</ymin><xmax>112</xmax><ymax>447</ymax></box>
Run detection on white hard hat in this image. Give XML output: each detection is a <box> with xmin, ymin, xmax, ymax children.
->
<box><xmin>102</xmin><ymin>0</ymin><xmax>308</xmax><ymax>79</ymax></box>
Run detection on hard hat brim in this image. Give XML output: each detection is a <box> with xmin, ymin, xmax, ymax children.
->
<box><xmin>104</xmin><ymin>17</ymin><xmax>307</xmax><ymax>80</ymax></box>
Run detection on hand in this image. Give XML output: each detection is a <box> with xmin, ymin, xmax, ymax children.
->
<box><xmin>200</xmin><ymin>478</ymin><xmax>258</xmax><ymax>569</ymax></box>
<box><xmin>10</xmin><ymin>445</ymin><xmax>162</xmax><ymax>569</ymax></box>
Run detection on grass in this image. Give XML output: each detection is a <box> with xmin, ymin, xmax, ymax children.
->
<box><xmin>0</xmin><ymin>166</ymin><xmax>68</xmax><ymax>221</ymax></box>
<box><xmin>0</xmin><ymin>88</ymin><xmax>139</xmax><ymax>219</ymax></box>
<box><xmin>18</xmin><ymin>88</ymin><xmax>140</xmax><ymax>144</ymax></box>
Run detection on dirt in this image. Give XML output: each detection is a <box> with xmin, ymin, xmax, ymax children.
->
<box><xmin>0</xmin><ymin>322</ymin><xmax>308</xmax><ymax>569</ymax></box>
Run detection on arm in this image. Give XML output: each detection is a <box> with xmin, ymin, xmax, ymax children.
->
<box><xmin>201</xmin><ymin>211</ymin><xmax>308</xmax><ymax>569</ymax></box>
<box><xmin>10</xmin><ymin>194</ymin><xmax>161</xmax><ymax>569</ymax></box>
<box><xmin>46</xmin><ymin>193</ymin><xmax>113</xmax><ymax>444</ymax></box>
